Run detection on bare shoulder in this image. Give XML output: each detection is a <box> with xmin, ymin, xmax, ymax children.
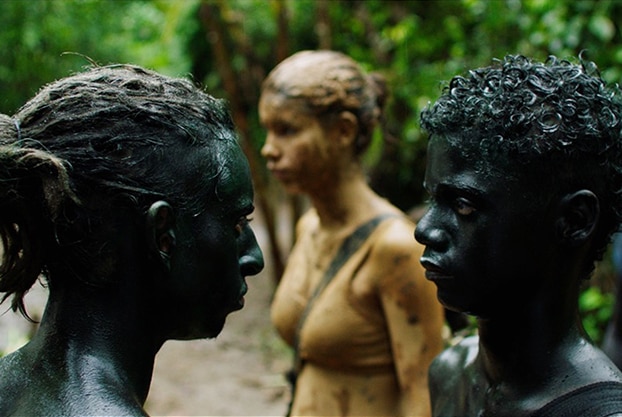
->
<box><xmin>366</xmin><ymin>213</ymin><xmax>429</xmax><ymax>294</ymax></box>
<box><xmin>371</xmin><ymin>213</ymin><xmax>420</xmax><ymax>255</ymax></box>
<box><xmin>429</xmin><ymin>336</ymin><xmax>481</xmax><ymax>416</ymax></box>
<box><xmin>0</xmin><ymin>348</ymin><xmax>149</xmax><ymax>416</ymax></box>
<box><xmin>431</xmin><ymin>335</ymin><xmax>479</xmax><ymax>376</ymax></box>
<box><xmin>294</xmin><ymin>208</ymin><xmax>318</xmax><ymax>237</ymax></box>
<box><xmin>0</xmin><ymin>349</ymin><xmax>30</xmax><ymax>415</ymax></box>
<box><xmin>572</xmin><ymin>342</ymin><xmax>622</xmax><ymax>384</ymax></box>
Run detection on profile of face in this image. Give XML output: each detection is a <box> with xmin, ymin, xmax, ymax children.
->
<box><xmin>259</xmin><ymin>93</ymin><xmax>341</xmax><ymax>195</ymax></box>
<box><xmin>414</xmin><ymin>135</ymin><xmax>555</xmax><ymax>318</ymax></box>
<box><xmin>161</xmin><ymin>141</ymin><xmax>264</xmax><ymax>340</ymax></box>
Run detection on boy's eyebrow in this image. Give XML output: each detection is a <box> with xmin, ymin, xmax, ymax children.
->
<box><xmin>423</xmin><ymin>181</ymin><xmax>484</xmax><ymax>196</ymax></box>
<box><xmin>433</xmin><ymin>182</ymin><xmax>487</xmax><ymax>199</ymax></box>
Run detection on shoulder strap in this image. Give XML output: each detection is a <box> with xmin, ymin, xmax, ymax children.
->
<box><xmin>291</xmin><ymin>213</ymin><xmax>398</xmax><ymax>370</ymax></box>
<box><xmin>531</xmin><ymin>381</ymin><xmax>622</xmax><ymax>417</ymax></box>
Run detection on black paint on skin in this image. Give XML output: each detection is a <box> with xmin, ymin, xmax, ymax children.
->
<box><xmin>416</xmin><ymin>55</ymin><xmax>622</xmax><ymax>417</ymax></box>
<box><xmin>0</xmin><ymin>65</ymin><xmax>264</xmax><ymax>416</ymax></box>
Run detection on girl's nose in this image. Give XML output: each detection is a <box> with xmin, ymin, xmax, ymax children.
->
<box><xmin>260</xmin><ymin>134</ymin><xmax>280</xmax><ymax>160</ymax></box>
<box><xmin>240</xmin><ymin>228</ymin><xmax>264</xmax><ymax>276</ymax></box>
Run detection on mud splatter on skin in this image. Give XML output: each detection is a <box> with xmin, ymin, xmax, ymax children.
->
<box><xmin>379</xmin><ymin>253</ymin><xmax>422</xmax><ymax>324</ymax></box>
<box><xmin>333</xmin><ymin>387</ymin><xmax>351</xmax><ymax>417</ymax></box>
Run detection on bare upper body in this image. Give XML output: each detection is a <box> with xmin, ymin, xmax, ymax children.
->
<box><xmin>416</xmin><ymin>55</ymin><xmax>622</xmax><ymax>417</ymax></box>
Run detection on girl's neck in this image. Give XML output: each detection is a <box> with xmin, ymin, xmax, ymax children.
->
<box><xmin>30</xmin><ymin>279</ymin><xmax>160</xmax><ymax>405</ymax></box>
<box><xmin>309</xmin><ymin>172</ymin><xmax>386</xmax><ymax>231</ymax></box>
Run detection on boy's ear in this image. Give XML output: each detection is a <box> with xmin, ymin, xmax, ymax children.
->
<box><xmin>146</xmin><ymin>200</ymin><xmax>176</xmax><ymax>269</ymax></box>
<box><xmin>555</xmin><ymin>190</ymin><xmax>600</xmax><ymax>247</ymax></box>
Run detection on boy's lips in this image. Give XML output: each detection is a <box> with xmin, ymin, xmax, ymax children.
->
<box><xmin>420</xmin><ymin>258</ymin><xmax>453</xmax><ymax>281</ymax></box>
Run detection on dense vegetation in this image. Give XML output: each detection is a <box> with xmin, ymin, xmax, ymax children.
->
<box><xmin>1</xmin><ymin>0</ymin><xmax>621</xmax><ymax>343</ymax></box>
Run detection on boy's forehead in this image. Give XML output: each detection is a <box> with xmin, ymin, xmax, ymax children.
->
<box><xmin>428</xmin><ymin>134</ymin><xmax>523</xmax><ymax>183</ymax></box>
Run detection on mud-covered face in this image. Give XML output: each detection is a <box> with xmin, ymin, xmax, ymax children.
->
<box><xmin>414</xmin><ymin>135</ymin><xmax>555</xmax><ymax>318</ymax></box>
<box><xmin>165</xmin><ymin>142</ymin><xmax>264</xmax><ymax>340</ymax></box>
<box><xmin>259</xmin><ymin>93</ymin><xmax>341</xmax><ymax>195</ymax></box>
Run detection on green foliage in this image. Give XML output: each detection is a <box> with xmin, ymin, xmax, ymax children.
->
<box><xmin>0</xmin><ymin>0</ymin><xmax>196</xmax><ymax>114</ymax></box>
<box><xmin>188</xmin><ymin>0</ymin><xmax>621</xmax><ymax>212</ymax></box>
<box><xmin>580</xmin><ymin>285</ymin><xmax>615</xmax><ymax>345</ymax></box>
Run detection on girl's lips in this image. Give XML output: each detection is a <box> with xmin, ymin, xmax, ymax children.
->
<box><xmin>269</xmin><ymin>168</ymin><xmax>290</xmax><ymax>182</ymax></box>
<box><xmin>233</xmin><ymin>284</ymin><xmax>248</xmax><ymax>311</ymax></box>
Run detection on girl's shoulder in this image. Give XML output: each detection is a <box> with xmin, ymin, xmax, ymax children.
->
<box><xmin>0</xmin><ymin>349</ymin><xmax>38</xmax><ymax>416</ymax></box>
<box><xmin>295</xmin><ymin>208</ymin><xmax>319</xmax><ymax>236</ymax></box>
<box><xmin>366</xmin><ymin>211</ymin><xmax>419</xmax><ymax>256</ymax></box>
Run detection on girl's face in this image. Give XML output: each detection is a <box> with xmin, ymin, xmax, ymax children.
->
<box><xmin>259</xmin><ymin>92</ymin><xmax>342</xmax><ymax>195</ymax></box>
<box><xmin>163</xmin><ymin>142</ymin><xmax>264</xmax><ymax>340</ymax></box>
<box><xmin>414</xmin><ymin>135</ymin><xmax>555</xmax><ymax>318</ymax></box>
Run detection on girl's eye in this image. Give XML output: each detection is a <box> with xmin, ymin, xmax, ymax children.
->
<box><xmin>235</xmin><ymin>216</ymin><xmax>253</xmax><ymax>235</ymax></box>
<box><xmin>453</xmin><ymin>198</ymin><xmax>476</xmax><ymax>216</ymax></box>
<box><xmin>273</xmin><ymin>123</ymin><xmax>299</xmax><ymax>137</ymax></box>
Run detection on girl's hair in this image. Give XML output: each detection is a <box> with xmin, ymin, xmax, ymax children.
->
<box><xmin>261</xmin><ymin>50</ymin><xmax>388</xmax><ymax>156</ymax></box>
<box><xmin>0</xmin><ymin>64</ymin><xmax>237</xmax><ymax>316</ymax></box>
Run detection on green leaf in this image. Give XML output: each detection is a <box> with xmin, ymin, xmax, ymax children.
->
<box><xmin>589</xmin><ymin>15</ymin><xmax>615</xmax><ymax>42</ymax></box>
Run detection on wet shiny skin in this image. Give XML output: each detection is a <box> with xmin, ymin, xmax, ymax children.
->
<box><xmin>415</xmin><ymin>135</ymin><xmax>551</xmax><ymax>318</ymax></box>
<box><xmin>164</xmin><ymin>143</ymin><xmax>264</xmax><ymax>340</ymax></box>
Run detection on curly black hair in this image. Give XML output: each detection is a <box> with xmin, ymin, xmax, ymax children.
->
<box><xmin>420</xmin><ymin>55</ymin><xmax>622</xmax><ymax>264</ymax></box>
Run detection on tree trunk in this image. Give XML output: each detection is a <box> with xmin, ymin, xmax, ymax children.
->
<box><xmin>198</xmin><ymin>0</ymin><xmax>285</xmax><ymax>284</ymax></box>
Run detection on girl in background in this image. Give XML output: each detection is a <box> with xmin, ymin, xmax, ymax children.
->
<box><xmin>260</xmin><ymin>50</ymin><xmax>444</xmax><ymax>417</ymax></box>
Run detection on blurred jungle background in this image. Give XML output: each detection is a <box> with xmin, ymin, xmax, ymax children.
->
<box><xmin>1</xmin><ymin>0</ymin><xmax>622</xmax><ymax>410</ymax></box>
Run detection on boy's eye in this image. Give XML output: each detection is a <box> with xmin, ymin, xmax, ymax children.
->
<box><xmin>453</xmin><ymin>198</ymin><xmax>476</xmax><ymax>216</ymax></box>
<box><xmin>235</xmin><ymin>216</ymin><xmax>253</xmax><ymax>235</ymax></box>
